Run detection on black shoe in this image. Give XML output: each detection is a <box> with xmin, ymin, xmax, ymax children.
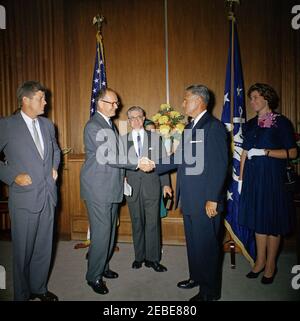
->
<box><xmin>132</xmin><ymin>260</ymin><xmax>143</xmax><ymax>269</ymax></box>
<box><xmin>189</xmin><ymin>292</ymin><xmax>220</xmax><ymax>302</ymax></box>
<box><xmin>103</xmin><ymin>269</ymin><xmax>118</xmax><ymax>279</ymax></box>
<box><xmin>261</xmin><ymin>268</ymin><xmax>277</xmax><ymax>285</ymax></box>
<box><xmin>246</xmin><ymin>267</ymin><xmax>265</xmax><ymax>278</ymax></box>
<box><xmin>29</xmin><ymin>291</ymin><xmax>59</xmax><ymax>301</ymax></box>
<box><xmin>144</xmin><ymin>260</ymin><xmax>167</xmax><ymax>272</ymax></box>
<box><xmin>87</xmin><ymin>278</ymin><xmax>109</xmax><ymax>295</ymax></box>
<box><xmin>177</xmin><ymin>279</ymin><xmax>199</xmax><ymax>289</ymax></box>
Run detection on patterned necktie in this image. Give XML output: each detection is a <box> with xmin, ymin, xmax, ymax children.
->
<box><xmin>137</xmin><ymin>133</ymin><xmax>142</xmax><ymax>157</ymax></box>
<box><xmin>108</xmin><ymin>118</ymin><xmax>113</xmax><ymax>128</ymax></box>
<box><xmin>32</xmin><ymin>119</ymin><xmax>44</xmax><ymax>159</ymax></box>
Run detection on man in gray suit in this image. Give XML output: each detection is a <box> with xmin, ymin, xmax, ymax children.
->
<box><xmin>80</xmin><ymin>88</ymin><xmax>139</xmax><ymax>295</ymax></box>
<box><xmin>0</xmin><ymin>81</ymin><xmax>61</xmax><ymax>301</ymax></box>
<box><xmin>124</xmin><ymin>106</ymin><xmax>172</xmax><ymax>272</ymax></box>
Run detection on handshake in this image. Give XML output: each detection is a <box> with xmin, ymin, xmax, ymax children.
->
<box><xmin>138</xmin><ymin>157</ymin><xmax>156</xmax><ymax>172</ymax></box>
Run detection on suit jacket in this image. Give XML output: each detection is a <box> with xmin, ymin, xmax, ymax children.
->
<box><xmin>0</xmin><ymin>112</ymin><xmax>61</xmax><ymax>212</ymax></box>
<box><xmin>80</xmin><ymin>112</ymin><xmax>135</xmax><ymax>204</ymax></box>
<box><xmin>156</xmin><ymin>112</ymin><xmax>228</xmax><ymax>216</ymax></box>
<box><xmin>123</xmin><ymin>130</ymin><xmax>170</xmax><ymax>202</ymax></box>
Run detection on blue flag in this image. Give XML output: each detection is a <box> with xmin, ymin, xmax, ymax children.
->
<box><xmin>90</xmin><ymin>33</ymin><xmax>107</xmax><ymax>116</ymax></box>
<box><xmin>221</xmin><ymin>21</ymin><xmax>256</xmax><ymax>264</ymax></box>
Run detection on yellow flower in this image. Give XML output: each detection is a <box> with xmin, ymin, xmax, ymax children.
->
<box><xmin>170</xmin><ymin>111</ymin><xmax>180</xmax><ymax>118</ymax></box>
<box><xmin>159</xmin><ymin>124</ymin><xmax>171</xmax><ymax>136</ymax></box>
<box><xmin>175</xmin><ymin>123</ymin><xmax>185</xmax><ymax>133</ymax></box>
<box><xmin>158</xmin><ymin>115</ymin><xmax>169</xmax><ymax>125</ymax></box>
<box><xmin>160</xmin><ymin>103</ymin><xmax>171</xmax><ymax>111</ymax></box>
<box><xmin>152</xmin><ymin>113</ymin><xmax>161</xmax><ymax>122</ymax></box>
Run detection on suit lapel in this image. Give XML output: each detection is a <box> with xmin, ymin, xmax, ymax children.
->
<box><xmin>141</xmin><ymin>131</ymin><xmax>150</xmax><ymax>158</ymax></box>
<box><xmin>193</xmin><ymin>111</ymin><xmax>211</xmax><ymax>130</ymax></box>
<box><xmin>16</xmin><ymin>113</ymin><xmax>44</xmax><ymax>160</ymax></box>
<box><xmin>127</xmin><ymin>132</ymin><xmax>138</xmax><ymax>162</ymax></box>
<box><xmin>94</xmin><ymin>112</ymin><xmax>111</xmax><ymax>131</ymax></box>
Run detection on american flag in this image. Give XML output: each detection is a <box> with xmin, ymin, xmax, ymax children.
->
<box><xmin>90</xmin><ymin>33</ymin><xmax>107</xmax><ymax>116</ymax></box>
<box><xmin>221</xmin><ymin>21</ymin><xmax>256</xmax><ymax>264</ymax></box>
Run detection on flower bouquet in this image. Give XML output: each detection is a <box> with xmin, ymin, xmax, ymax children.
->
<box><xmin>151</xmin><ymin>103</ymin><xmax>186</xmax><ymax>154</ymax></box>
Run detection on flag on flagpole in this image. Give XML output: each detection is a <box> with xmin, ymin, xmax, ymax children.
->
<box><xmin>221</xmin><ymin>21</ymin><xmax>256</xmax><ymax>265</ymax></box>
<box><xmin>90</xmin><ymin>32</ymin><xmax>107</xmax><ymax>116</ymax></box>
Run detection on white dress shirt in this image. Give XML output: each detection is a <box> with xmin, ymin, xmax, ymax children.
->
<box><xmin>192</xmin><ymin>109</ymin><xmax>207</xmax><ymax>128</ymax></box>
<box><xmin>21</xmin><ymin>110</ymin><xmax>45</xmax><ymax>151</ymax></box>
<box><xmin>132</xmin><ymin>128</ymin><xmax>145</xmax><ymax>157</ymax></box>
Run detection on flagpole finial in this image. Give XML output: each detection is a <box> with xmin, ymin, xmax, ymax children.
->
<box><xmin>93</xmin><ymin>14</ymin><xmax>105</xmax><ymax>33</ymax></box>
<box><xmin>225</xmin><ymin>0</ymin><xmax>240</xmax><ymax>21</ymax></box>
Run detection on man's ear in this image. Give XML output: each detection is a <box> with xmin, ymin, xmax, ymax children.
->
<box><xmin>22</xmin><ymin>96</ymin><xmax>30</xmax><ymax>106</ymax></box>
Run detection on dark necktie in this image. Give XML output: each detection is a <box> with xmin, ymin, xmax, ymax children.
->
<box><xmin>137</xmin><ymin>133</ymin><xmax>142</xmax><ymax>157</ymax></box>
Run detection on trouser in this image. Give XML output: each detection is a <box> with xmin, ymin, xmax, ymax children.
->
<box><xmin>85</xmin><ymin>201</ymin><xmax>119</xmax><ymax>282</ymax></box>
<box><xmin>128</xmin><ymin>193</ymin><xmax>161</xmax><ymax>262</ymax></box>
<box><xmin>9</xmin><ymin>196</ymin><xmax>54</xmax><ymax>301</ymax></box>
<box><xmin>183</xmin><ymin>212</ymin><xmax>222</xmax><ymax>298</ymax></box>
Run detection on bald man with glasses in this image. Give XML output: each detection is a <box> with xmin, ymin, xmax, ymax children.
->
<box><xmin>80</xmin><ymin>88</ymin><xmax>138</xmax><ymax>295</ymax></box>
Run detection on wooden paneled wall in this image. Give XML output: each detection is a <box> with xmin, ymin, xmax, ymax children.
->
<box><xmin>0</xmin><ymin>0</ymin><xmax>299</xmax><ymax>242</ymax></box>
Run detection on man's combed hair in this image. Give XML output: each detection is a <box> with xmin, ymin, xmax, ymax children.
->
<box><xmin>127</xmin><ymin>106</ymin><xmax>146</xmax><ymax>117</ymax></box>
<box><xmin>186</xmin><ymin>84</ymin><xmax>210</xmax><ymax>105</ymax></box>
<box><xmin>95</xmin><ymin>87</ymin><xmax>115</xmax><ymax>105</ymax></box>
<box><xmin>17</xmin><ymin>81</ymin><xmax>46</xmax><ymax>107</ymax></box>
<box><xmin>247</xmin><ymin>83</ymin><xmax>279</xmax><ymax>110</ymax></box>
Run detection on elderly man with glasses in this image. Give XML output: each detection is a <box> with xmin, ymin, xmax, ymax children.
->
<box><xmin>123</xmin><ymin>106</ymin><xmax>172</xmax><ymax>272</ymax></box>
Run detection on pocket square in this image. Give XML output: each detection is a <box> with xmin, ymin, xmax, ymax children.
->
<box><xmin>190</xmin><ymin>140</ymin><xmax>203</xmax><ymax>143</ymax></box>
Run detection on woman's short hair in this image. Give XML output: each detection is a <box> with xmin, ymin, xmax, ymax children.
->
<box><xmin>247</xmin><ymin>83</ymin><xmax>279</xmax><ymax>110</ymax></box>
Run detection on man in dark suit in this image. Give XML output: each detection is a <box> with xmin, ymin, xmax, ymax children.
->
<box><xmin>149</xmin><ymin>84</ymin><xmax>228</xmax><ymax>301</ymax></box>
<box><xmin>124</xmin><ymin>106</ymin><xmax>172</xmax><ymax>272</ymax></box>
<box><xmin>80</xmin><ymin>88</ymin><xmax>139</xmax><ymax>295</ymax></box>
<box><xmin>0</xmin><ymin>81</ymin><xmax>61</xmax><ymax>301</ymax></box>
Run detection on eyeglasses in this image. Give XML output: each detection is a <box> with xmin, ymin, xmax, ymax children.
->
<box><xmin>101</xmin><ymin>99</ymin><xmax>120</xmax><ymax>106</ymax></box>
<box><xmin>128</xmin><ymin>116</ymin><xmax>144</xmax><ymax>121</ymax></box>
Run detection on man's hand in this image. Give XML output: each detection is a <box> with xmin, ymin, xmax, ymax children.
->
<box><xmin>205</xmin><ymin>201</ymin><xmax>218</xmax><ymax>218</ymax></box>
<box><xmin>163</xmin><ymin>186</ymin><xmax>173</xmax><ymax>198</ymax></box>
<box><xmin>138</xmin><ymin>157</ymin><xmax>155</xmax><ymax>172</ymax></box>
<box><xmin>14</xmin><ymin>174</ymin><xmax>32</xmax><ymax>186</ymax></box>
<box><xmin>52</xmin><ymin>169</ymin><xmax>58</xmax><ymax>181</ymax></box>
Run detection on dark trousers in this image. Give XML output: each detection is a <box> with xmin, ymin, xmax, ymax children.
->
<box><xmin>128</xmin><ymin>193</ymin><xmax>161</xmax><ymax>262</ymax></box>
<box><xmin>183</xmin><ymin>212</ymin><xmax>222</xmax><ymax>298</ymax></box>
<box><xmin>85</xmin><ymin>201</ymin><xmax>118</xmax><ymax>283</ymax></box>
<box><xmin>9</xmin><ymin>196</ymin><xmax>54</xmax><ymax>301</ymax></box>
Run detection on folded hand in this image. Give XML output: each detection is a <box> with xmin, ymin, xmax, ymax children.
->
<box><xmin>205</xmin><ymin>201</ymin><xmax>218</xmax><ymax>218</ymax></box>
<box><xmin>138</xmin><ymin>157</ymin><xmax>155</xmax><ymax>172</ymax></box>
<box><xmin>15</xmin><ymin>173</ymin><xmax>32</xmax><ymax>186</ymax></box>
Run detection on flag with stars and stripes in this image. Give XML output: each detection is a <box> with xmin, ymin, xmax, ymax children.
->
<box><xmin>90</xmin><ymin>32</ymin><xmax>107</xmax><ymax>116</ymax></box>
<box><xmin>221</xmin><ymin>21</ymin><xmax>256</xmax><ymax>264</ymax></box>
